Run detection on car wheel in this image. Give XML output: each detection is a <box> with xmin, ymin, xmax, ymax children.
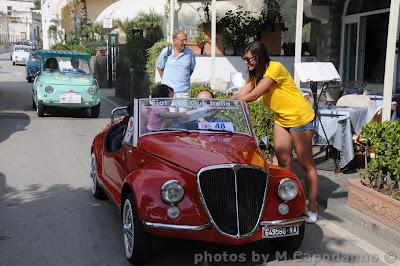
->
<box><xmin>32</xmin><ymin>97</ymin><xmax>36</xmax><ymax>109</ymax></box>
<box><xmin>36</xmin><ymin>102</ymin><xmax>45</xmax><ymax>117</ymax></box>
<box><xmin>12</xmin><ymin>62</ymin><xmax>15</xmax><ymax>65</ymax></box>
<box><xmin>122</xmin><ymin>193</ymin><xmax>151</xmax><ymax>265</ymax></box>
<box><xmin>90</xmin><ymin>153</ymin><xmax>106</xmax><ymax>199</ymax></box>
<box><xmin>269</xmin><ymin>223</ymin><xmax>305</xmax><ymax>255</ymax></box>
<box><xmin>89</xmin><ymin>104</ymin><xmax>100</xmax><ymax>118</ymax></box>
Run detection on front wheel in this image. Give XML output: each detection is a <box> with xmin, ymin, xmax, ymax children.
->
<box><xmin>36</xmin><ymin>102</ymin><xmax>45</xmax><ymax>117</ymax></box>
<box><xmin>32</xmin><ymin>97</ymin><xmax>36</xmax><ymax>109</ymax></box>
<box><xmin>89</xmin><ymin>104</ymin><xmax>100</xmax><ymax>118</ymax></box>
<box><xmin>269</xmin><ymin>223</ymin><xmax>305</xmax><ymax>255</ymax></box>
<box><xmin>90</xmin><ymin>153</ymin><xmax>106</xmax><ymax>199</ymax></box>
<box><xmin>122</xmin><ymin>193</ymin><xmax>152</xmax><ymax>265</ymax></box>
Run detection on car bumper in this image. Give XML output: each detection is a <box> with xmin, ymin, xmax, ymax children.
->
<box><xmin>142</xmin><ymin>216</ymin><xmax>307</xmax><ymax>245</ymax></box>
<box><xmin>38</xmin><ymin>99</ymin><xmax>100</xmax><ymax>108</ymax></box>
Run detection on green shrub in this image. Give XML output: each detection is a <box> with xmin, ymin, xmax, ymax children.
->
<box><xmin>362</xmin><ymin>121</ymin><xmax>400</xmax><ymax>187</ymax></box>
<box><xmin>51</xmin><ymin>41</ymin><xmax>94</xmax><ymax>55</ymax></box>
<box><xmin>146</xmin><ymin>41</ymin><xmax>170</xmax><ymax>85</ymax></box>
<box><xmin>248</xmin><ymin>100</ymin><xmax>274</xmax><ymax>154</ymax></box>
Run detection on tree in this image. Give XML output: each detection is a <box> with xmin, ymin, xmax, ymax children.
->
<box><xmin>34</xmin><ymin>0</ymin><xmax>41</xmax><ymax>10</ymax></box>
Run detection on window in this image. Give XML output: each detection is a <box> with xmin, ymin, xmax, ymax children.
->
<box><xmin>346</xmin><ymin>0</ymin><xmax>390</xmax><ymax>15</ymax></box>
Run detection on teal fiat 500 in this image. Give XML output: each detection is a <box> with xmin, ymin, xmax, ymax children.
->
<box><xmin>32</xmin><ymin>50</ymin><xmax>100</xmax><ymax>117</ymax></box>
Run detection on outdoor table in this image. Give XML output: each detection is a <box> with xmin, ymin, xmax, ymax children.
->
<box><xmin>314</xmin><ymin>106</ymin><xmax>369</xmax><ymax>168</ymax></box>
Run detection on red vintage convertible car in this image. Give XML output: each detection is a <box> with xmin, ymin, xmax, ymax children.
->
<box><xmin>90</xmin><ymin>98</ymin><xmax>307</xmax><ymax>264</ymax></box>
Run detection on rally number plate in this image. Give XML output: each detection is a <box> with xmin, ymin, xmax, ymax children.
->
<box><xmin>60</xmin><ymin>93</ymin><xmax>81</xmax><ymax>103</ymax></box>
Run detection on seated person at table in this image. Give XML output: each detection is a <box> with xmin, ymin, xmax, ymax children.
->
<box><xmin>146</xmin><ymin>84</ymin><xmax>188</xmax><ymax>131</ymax></box>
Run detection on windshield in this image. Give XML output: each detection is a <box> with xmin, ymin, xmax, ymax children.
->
<box><xmin>43</xmin><ymin>57</ymin><xmax>91</xmax><ymax>74</ymax></box>
<box><xmin>139</xmin><ymin>98</ymin><xmax>251</xmax><ymax>136</ymax></box>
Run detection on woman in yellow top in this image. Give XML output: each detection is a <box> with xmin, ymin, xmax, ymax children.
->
<box><xmin>231</xmin><ymin>41</ymin><xmax>318</xmax><ymax>223</ymax></box>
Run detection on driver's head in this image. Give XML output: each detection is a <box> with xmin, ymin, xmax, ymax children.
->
<box><xmin>45</xmin><ymin>58</ymin><xmax>58</xmax><ymax>71</ymax></box>
<box><xmin>197</xmin><ymin>90</ymin><xmax>214</xmax><ymax>99</ymax></box>
<box><xmin>71</xmin><ymin>57</ymin><xmax>79</xmax><ymax>68</ymax></box>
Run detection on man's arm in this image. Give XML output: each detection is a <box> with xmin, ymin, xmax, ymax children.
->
<box><xmin>156</xmin><ymin>48</ymin><xmax>167</xmax><ymax>78</ymax></box>
<box><xmin>190</xmin><ymin>52</ymin><xmax>196</xmax><ymax>76</ymax></box>
<box><xmin>157</xmin><ymin>67</ymin><xmax>164</xmax><ymax>78</ymax></box>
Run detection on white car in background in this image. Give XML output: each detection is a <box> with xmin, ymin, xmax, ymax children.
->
<box><xmin>12</xmin><ymin>45</ymin><xmax>31</xmax><ymax>66</ymax></box>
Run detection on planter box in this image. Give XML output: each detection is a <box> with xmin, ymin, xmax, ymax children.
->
<box><xmin>347</xmin><ymin>179</ymin><xmax>400</xmax><ymax>232</ymax></box>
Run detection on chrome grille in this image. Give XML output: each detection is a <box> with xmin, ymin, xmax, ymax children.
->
<box><xmin>198</xmin><ymin>165</ymin><xmax>268</xmax><ymax>238</ymax></box>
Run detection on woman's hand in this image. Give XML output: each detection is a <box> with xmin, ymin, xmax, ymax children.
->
<box><xmin>233</xmin><ymin>77</ymin><xmax>275</xmax><ymax>102</ymax></box>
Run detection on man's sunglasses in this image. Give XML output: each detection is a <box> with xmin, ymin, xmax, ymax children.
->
<box><xmin>241</xmin><ymin>56</ymin><xmax>256</xmax><ymax>64</ymax></box>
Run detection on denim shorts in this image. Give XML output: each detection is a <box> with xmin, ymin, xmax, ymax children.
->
<box><xmin>288</xmin><ymin>121</ymin><xmax>315</xmax><ymax>132</ymax></box>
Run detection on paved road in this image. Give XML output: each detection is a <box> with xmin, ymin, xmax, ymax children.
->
<box><xmin>0</xmin><ymin>53</ymin><xmax>397</xmax><ymax>266</ymax></box>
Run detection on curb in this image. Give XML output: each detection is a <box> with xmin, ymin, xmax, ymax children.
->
<box><xmin>315</xmin><ymin>171</ymin><xmax>400</xmax><ymax>249</ymax></box>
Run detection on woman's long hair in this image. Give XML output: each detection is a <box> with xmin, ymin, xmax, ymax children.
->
<box><xmin>243</xmin><ymin>41</ymin><xmax>270</xmax><ymax>86</ymax></box>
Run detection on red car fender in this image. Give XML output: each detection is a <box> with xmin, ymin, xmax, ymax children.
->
<box><xmin>123</xmin><ymin>164</ymin><xmax>209</xmax><ymax>226</ymax></box>
<box><xmin>262</xmin><ymin>165</ymin><xmax>306</xmax><ymax>221</ymax></box>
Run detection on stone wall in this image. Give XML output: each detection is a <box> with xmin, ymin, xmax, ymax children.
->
<box><xmin>310</xmin><ymin>0</ymin><xmax>345</xmax><ymax>69</ymax></box>
<box><xmin>93</xmin><ymin>55</ymin><xmax>108</xmax><ymax>88</ymax></box>
<box><xmin>115</xmin><ymin>56</ymin><xmax>150</xmax><ymax>101</ymax></box>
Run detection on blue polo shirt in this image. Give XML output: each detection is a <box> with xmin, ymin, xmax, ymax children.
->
<box><xmin>156</xmin><ymin>46</ymin><xmax>196</xmax><ymax>93</ymax></box>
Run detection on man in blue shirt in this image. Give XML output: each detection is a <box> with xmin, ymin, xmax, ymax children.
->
<box><xmin>156</xmin><ymin>30</ymin><xmax>196</xmax><ymax>98</ymax></box>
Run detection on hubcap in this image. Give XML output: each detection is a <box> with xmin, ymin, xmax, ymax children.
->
<box><xmin>90</xmin><ymin>154</ymin><xmax>97</xmax><ymax>194</ymax></box>
<box><xmin>123</xmin><ymin>199</ymin><xmax>134</xmax><ymax>258</ymax></box>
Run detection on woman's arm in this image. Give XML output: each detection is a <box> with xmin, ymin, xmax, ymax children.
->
<box><xmin>230</xmin><ymin>82</ymin><xmax>254</xmax><ymax>100</ymax></box>
<box><xmin>234</xmin><ymin>77</ymin><xmax>275</xmax><ymax>102</ymax></box>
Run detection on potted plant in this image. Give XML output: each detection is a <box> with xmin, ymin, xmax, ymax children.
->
<box><xmin>194</xmin><ymin>31</ymin><xmax>209</xmax><ymax>55</ymax></box>
<box><xmin>347</xmin><ymin>121</ymin><xmax>400</xmax><ymax>231</ymax></box>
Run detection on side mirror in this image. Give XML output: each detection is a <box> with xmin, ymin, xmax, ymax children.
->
<box><xmin>258</xmin><ymin>136</ymin><xmax>269</xmax><ymax>150</ymax></box>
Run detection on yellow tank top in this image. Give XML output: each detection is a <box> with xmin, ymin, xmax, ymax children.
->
<box><xmin>262</xmin><ymin>61</ymin><xmax>315</xmax><ymax>128</ymax></box>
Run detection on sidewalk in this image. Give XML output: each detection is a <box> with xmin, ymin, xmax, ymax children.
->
<box><xmin>293</xmin><ymin>156</ymin><xmax>400</xmax><ymax>250</ymax></box>
<box><xmin>102</xmin><ymin>88</ymin><xmax>400</xmax><ymax>249</ymax></box>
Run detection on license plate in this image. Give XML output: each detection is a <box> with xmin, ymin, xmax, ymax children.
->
<box><xmin>262</xmin><ymin>225</ymin><xmax>299</xmax><ymax>238</ymax></box>
<box><xmin>60</xmin><ymin>93</ymin><xmax>81</xmax><ymax>103</ymax></box>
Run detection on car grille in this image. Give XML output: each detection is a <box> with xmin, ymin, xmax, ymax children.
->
<box><xmin>198</xmin><ymin>165</ymin><xmax>268</xmax><ymax>238</ymax></box>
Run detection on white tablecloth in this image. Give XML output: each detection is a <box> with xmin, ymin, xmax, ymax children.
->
<box><xmin>314</xmin><ymin>106</ymin><xmax>369</xmax><ymax>168</ymax></box>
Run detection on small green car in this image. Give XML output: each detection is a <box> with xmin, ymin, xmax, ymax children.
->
<box><xmin>32</xmin><ymin>50</ymin><xmax>100</xmax><ymax>117</ymax></box>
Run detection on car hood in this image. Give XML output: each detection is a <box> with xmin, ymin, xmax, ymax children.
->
<box><xmin>139</xmin><ymin>133</ymin><xmax>267</xmax><ymax>173</ymax></box>
<box><xmin>40</xmin><ymin>72</ymin><xmax>93</xmax><ymax>86</ymax></box>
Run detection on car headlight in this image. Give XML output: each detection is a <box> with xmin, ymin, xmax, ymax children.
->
<box><xmin>87</xmin><ymin>87</ymin><xmax>97</xmax><ymax>95</ymax></box>
<box><xmin>45</xmin><ymin>86</ymin><xmax>54</xmax><ymax>94</ymax></box>
<box><xmin>277</xmin><ymin>178</ymin><xmax>298</xmax><ymax>201</ymax></box>
<box><xmin>161</xmin><ymin>180</ymin><xmax>184</xmax><ymax>204</ymax></box>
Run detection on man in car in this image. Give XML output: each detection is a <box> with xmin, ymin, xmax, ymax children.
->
<box><xmin>71</xmin><ymin>58</ymin><xmax>85</xmax><ymax>73</ymax></box>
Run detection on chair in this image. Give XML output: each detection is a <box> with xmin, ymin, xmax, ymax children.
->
<box><xmin>228</xmin><ymin>72</ymin><xmax>245</xmax><ymax>95</ymax></box>
<box><xmin>336</xmin><ymin>94</ymin><xmax>372</xmax><ymax>108</ymax></box>
<box><xmin>352</xmin><ymin>105</ymin><xmax>382</xmax><ymax>168</ymax></box>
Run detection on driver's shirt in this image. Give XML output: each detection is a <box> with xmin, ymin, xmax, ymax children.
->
<box><xmin>262</xmin><ymin>61</ymin><xmax>315</xmax><ymax>128</ymax></box>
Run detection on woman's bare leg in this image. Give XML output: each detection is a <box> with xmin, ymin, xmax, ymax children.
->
<box><xmin>274</xmin><ymin>124</ymin><xmax>294</xmax><ymax>170</ymax></box>
<box><xmin>291</xmin><ymin>129</ymin><xmax>318</xmax><ymax>213</ymax></box>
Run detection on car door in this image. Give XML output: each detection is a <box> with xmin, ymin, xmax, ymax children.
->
<box><xmin>103</xmin><ymin>122</ymin><xmax>128</xmax><ymax>194</ymax></box>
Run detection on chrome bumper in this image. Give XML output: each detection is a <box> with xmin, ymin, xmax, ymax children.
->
<box><xmin>259</xmin><ymin>216</ymin><xmax>308</xmax><ymax>226</ymax></box>
<box><xmin>143</xmin><ymin>221</ymin><xmax>211</xmax><ymax>231</ymax></box>
<box><xmin>143</xmin><ymin>216</ymin><xmax>307</xmax><ymax>231</ymax></box>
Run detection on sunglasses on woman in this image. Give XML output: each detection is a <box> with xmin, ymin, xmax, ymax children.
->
<box><xmin>241</xmin><ymin>56</ymin><xmax>256</xmax><ymax>64</ymax></box>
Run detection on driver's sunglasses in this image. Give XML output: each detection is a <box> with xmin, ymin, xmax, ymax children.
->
<box><xmin>242</xmin><ymin>56</ymin><xmax>256</xmax><ymax>64</ymax></box>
